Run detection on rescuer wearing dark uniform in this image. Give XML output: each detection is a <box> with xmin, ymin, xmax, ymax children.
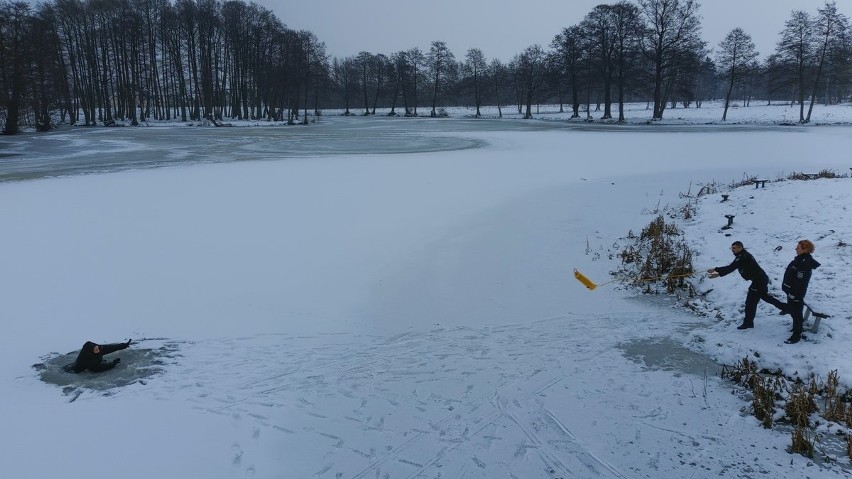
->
<box><xmin>707</xmin><ymin>241</ymin><xmax>786</xmax><ymax>330</ymax></box>
<box><xmin>781</xmin><ymin>240</ymin><xmax>821</xmax><ymax>344</ymax></box>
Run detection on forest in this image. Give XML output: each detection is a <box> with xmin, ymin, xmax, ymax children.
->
<box><xmin>0</xmin><ymin>0</ymin><xmax>850</xmax><ymax>134</ymax></box>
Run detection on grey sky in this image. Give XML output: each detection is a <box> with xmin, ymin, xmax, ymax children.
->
<box><xmin>255</xmin><ymin>0</ymin><xmax>850</xmax><ymax>62</ymax></box>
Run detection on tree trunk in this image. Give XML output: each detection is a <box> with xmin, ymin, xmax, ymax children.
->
<box><xmin>722</xmin><ymin>68</ymin><xmax>735</xmax><ymax>121</ymax></box>
<box><xmin>431</xmin><ymin>67</ymin><xmax>439</xmax><ymax>117</ymax></box>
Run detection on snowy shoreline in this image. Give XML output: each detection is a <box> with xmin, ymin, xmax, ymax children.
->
<box><xmin>10</xmin><ymin>100</ymin><xmax>852</xmax><ymax>134</ymax></box>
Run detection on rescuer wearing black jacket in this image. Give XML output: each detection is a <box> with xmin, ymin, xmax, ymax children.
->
<box><xmin>67</xmin><ymin>339</ymin><xmax>132</xmax><ymax>373</ymax></box>
<box><xmin>707</xmin><ymin>241</ymin><xmax>786</xmax><ymax>330</ymax></box>
<box><xmin>781</xmin><ymin>240</ymin><xmax>821</xmax><ymax>344</ymax></box>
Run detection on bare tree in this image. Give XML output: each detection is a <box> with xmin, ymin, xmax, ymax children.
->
<box><xmin>776</xmin><ymin>10</ymin><xmax>815</xmax><ymax>123</ymax></box>
<box><xmin>693</xmin><ymin>55</ymin><xmax>719</xmax><ymax>107</ymax></box>
<box><xmin>427</xmin><ymin>41</ymin><xmax>454</xmax><ymax>117</ymax></box>
<box><xmin>582</xmin><ymin>5</ymin><xmax>618</xmax><ymax>119</ymax></box>
<box><xmin>406</xmin><ymin>47</ymin><xmax>424</xmax><ymax>115</ymax></box>
<box><xmin>518</xmin><ymin>44</ymin><xmax>546</xmax><ymax>119</ymax></box>
<box><xmin>463</xmin><ymin>48</ymin><xmax>486</xmax><ymax>117</ymax></box>
<box><xmin>389</xmin><ymin>51</ymin><xmax>408</xmax><ymax>115</ymax></box>
<box><xmin>29</xmin><ymin>2</ymin><xmax>63</xmax><ymax>131</ymax></box>
<box><xmin>356</xmin><ymin>51</ymin><xmax>372</xmax><ymax>115</ymax></box>
<box><xmin>333</xmin><ymin>56</ymin><xmax>358</xmax><ymax>115</ymax></box>
<box><xmin>638</xmin><ymin>0</ymin><xmax>704</xmax><ymax>119</ymax></box>
<box><xmin>370</xmin><ymin>53</ymin><xmax>387</xmax><ymax>115</ymax></box>
<box><xmin>488</xmin><ymin>58</ymin><xmax>505</xmax><ymax>118</ymax></box>
<box><xmin>806</xmin><ymin>1</ymin><xmax>849</xmax><ymax>122</ymax></box>
<box><xmin>552</xmin><ymin>25</ymin><xmax>586</xmax><ymax>118</ymax></box>
<box><xmin>308</xmin><ymin>38</ymin><xmax>329</xmax><ymax>117</ymax></box>
<box><xmin>1</xmin><ymin>1</ymin><xmax>30</xmax><ymax>134</ymax></box>
<box><xmin>611</xmin><ymin>1</ymin><xmax>643</xmax><ymax>122</ymax></box>
<box><xmin>716</xmin><ymin>28</ymin><xmax>758</xmax><ymax>121</ymax></box>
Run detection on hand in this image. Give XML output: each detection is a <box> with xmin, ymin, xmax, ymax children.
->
<box><xmin>113</xmin><ymin>358</ymin><xmax>121</xmax><ymax>365</ymax></box>
<box><xmin>707</xmin><ymin>271</ymin><xmax>719</xmax><ymax>279</ymax></box>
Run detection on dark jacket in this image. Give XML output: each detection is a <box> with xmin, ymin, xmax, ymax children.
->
<box><xmin>715</xmin><ymin>249</ymin><xmax>768</xmax><ymax>284</ymax></box>
<box><xmin>70</xmin><ymin>341</ymin><xmax>128</xmax><ymax>373</ymax></box>
<box><xmin>782</xmin><ymin>253</ymin><xmax>820</xmax><ymax>299</ymax></box>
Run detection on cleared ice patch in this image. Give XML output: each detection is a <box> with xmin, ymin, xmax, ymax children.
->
<box><xmin>619</xmin><ymin>337</ymin><xmax>721</xmax><ymax>377</ymax></box>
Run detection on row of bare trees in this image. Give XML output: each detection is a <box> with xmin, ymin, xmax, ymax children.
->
<box><xmin>1</xmin><ymin>0</ymin><xmax>327</xmax><ymax>134</ymax></box>
<box><xmin>2</xmin><ymin>0</ymin><xmax>851</xmax><ymax>134</ymax></box>
<box><xmin>717</xmin><ymin>2</ymin><xmax>850</xmax><ymax>122</ymax></box>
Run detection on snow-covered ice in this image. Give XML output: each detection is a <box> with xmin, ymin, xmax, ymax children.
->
<box><xmin>0</xmin><ymin>103</ymin><xmax>850</xmax><ymax>478</ymax></box>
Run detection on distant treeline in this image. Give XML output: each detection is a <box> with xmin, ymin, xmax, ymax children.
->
<box><xmin>1</xmin><ymin>0</ymin><xmax>850</xmax><ymax>134</ymax></box>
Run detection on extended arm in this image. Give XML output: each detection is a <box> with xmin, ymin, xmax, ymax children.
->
<box><xmin>99</xmin><ymin>340</ymin><xmax>131</xmax><ymax>356</ymax></box>
<box><xmin>710</xmin><ymin>259</ymin><xmax>738</xmax><ymax>277</ymax></box>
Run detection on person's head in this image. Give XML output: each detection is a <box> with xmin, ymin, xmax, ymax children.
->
<box><xmin>92</xmin><ymin>344</ymin><xmax>101</xmax><ymax>354</ymax></box>
<box><xmin>730</xmin><ymin>241</ymin><xmax>744</xmax><ymax>254</ymax></box>
<box><xmin>796</xmin><ymin>239</ymin><xmax>815</xmax><ymax>255</ymax></box>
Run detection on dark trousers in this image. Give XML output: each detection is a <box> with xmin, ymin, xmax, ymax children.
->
<box><xmin>743</xmin><ymin>281</ymin><xmax>786</xmax><ymax>326</ymax></box>
<box><xmin>788</xmin><ymin>298</ymin><xmax>805</xmax><ymax>336</ymax></box>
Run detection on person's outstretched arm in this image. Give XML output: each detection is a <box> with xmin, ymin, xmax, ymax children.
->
<box><xmin>99</xmin><ymin>340</ymin><xmax>131</xmax><ymax>356</ymax></box>
<box><xmin>718</xmin><ymin>261</ymin><xmax>738</xmax><ymax>276</ymax></box>
<box><xmin>709</xmin><ymin>259</ymin><xmax>738</xmax><ymax>278</ymax></box>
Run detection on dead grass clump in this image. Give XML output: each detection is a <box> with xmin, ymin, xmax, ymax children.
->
<box><xmin>640</xmin><ymin>215</ymin><xmax>679</xmax><ymax>240</ymax></box>
<box><xmin>847</xmin><ymin>435</ymin><xmax>852</xmax><ymax>460</ymax></box>
<box><xmin>616</xmin><ymin>215</ymin><xmax>696</xmax><ymax>295</ymax></box>
<box><xmin>721</xmin><ymin>356</ymin><xmax>759</xmax><ymax>387</ymax></box>
<box><xmin>753</xmin><ymin>376</ymin><xmax>777</xmax><ymax>428</ymax></box>
<box><xmin>808</xmin><ymin>373</ymin><xmax>820</xmax><ymax>396</ymax></box>
<box><xmin>722</xmin><ymin>358</ymin><xmax>787</xmax><ymax>428</ymax></box>
<box><xmin>823</xmin><ymin>370</ymin><xmax>847</xmax><ymax>422</ymax></box>
<box><xmin>791</xmin><ymin>426</ymin><xmax>816</xmax><ymax>458</ymax></box>
<box><xmin>847</xmin><ymin>403</ymin><xmax>852</xmax><ymax>428</ymax></box>
<box><xmin>619</xmin><ymin>245</ymin><xmax>638</xmax><ymax>265</ymax></box>
<box><xmin>786</xmin><ymin>383</ymin><xmax>817</xmax><ymax>428</ymax></box>
<box><xmin>786</xmin><ymin>169</ymin><xmax>847</xmax><ymax>180</ymax></box>
<box><xmin>682</xmin><ymin>181</ymin><xmax>723</xmax><ymax>198</ymax></box>
<box><xmin>729</xmin><ymin>173</ymin><xmax>759</xmax><ymax>189</ymax></box>
<box><xmin>680</xmin><ymin>201</ymin><xmax>695</xmax><ymax>220</ymax></box>
<box><xmin>696</xmin><ymin>181</ymin><xmax>721</xmax><ymax>197</ymax></box>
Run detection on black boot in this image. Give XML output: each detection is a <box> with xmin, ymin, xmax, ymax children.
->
<box><xmin>737</xmin><ymin>323</ymin><xmax>754</xmax><ymax>330</ymax></box>
<box><xmin>785</xmin><ymin>334</ymin><xmax>801</xmax><ymax>344</ymax></box>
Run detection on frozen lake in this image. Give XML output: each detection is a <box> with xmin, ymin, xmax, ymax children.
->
<box><xmin>3</xmin><ymin>117</ymin><xmax>851</xmax><ymax>478</ymax></box>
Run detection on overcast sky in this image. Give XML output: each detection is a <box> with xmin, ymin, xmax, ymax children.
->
<box><xmin>254</xmin><ymin>0</ymin><xmax>850</xmax><ymax>62</ymax></box>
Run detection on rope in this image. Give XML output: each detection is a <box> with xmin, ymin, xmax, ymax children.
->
<box><xmin>597</xmin><ymin>271</ymin><xmax>703</xmax><ymax>287</ymax></box>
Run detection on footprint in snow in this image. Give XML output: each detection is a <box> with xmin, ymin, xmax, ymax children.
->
<box><xmin>232</xmin><ymin>443</ymin><xmax>243</xmax><ymax>465</ymax></box>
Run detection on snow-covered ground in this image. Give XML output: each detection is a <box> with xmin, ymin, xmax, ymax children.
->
<box><xmin>0</xmin><ymin>103</ymin><xmax>850</xmax><ymax>478</ymax></box>
<box><xmin>449</xmin><ymin>99</ymin><xmax>852</xmax><ymax>125</ymax></box>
